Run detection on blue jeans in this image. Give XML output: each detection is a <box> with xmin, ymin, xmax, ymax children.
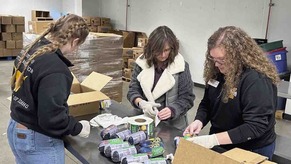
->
<box><xmin>252</xmin><ymin>141</ymin><xmax>276</xmax><ymax>160</ymax></box>
<box><xmin>7</xmin><ymin>119</ymin><xmax>65</xmax><ymax>164</ymax></box>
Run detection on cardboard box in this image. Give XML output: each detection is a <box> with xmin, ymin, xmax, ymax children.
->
<box><xmin>15</xmin><ymin>40</ymin><xmax>23</xmax><ymax>49</ymax></box>
<box><xmin>3</xmin><ymin>49</ymin><xmax>12</xmax><ymax>56</ymax></box>
<box><xmin>91</xmin><ymin>17</ymin><xmax>101</xmax><ymax>26</ymax></box>
<box><xmin>100</xmin><ymin>17</ymin><xmax>110</xmax><ymax>26</ymax></box>
<box><xmin>31</xmin><ymin>10</ymin><xmax>50</xmax><ymax>21</ymax></box>
<box><xmin>12</xmin><ymin>49</ymin><xmax>21</xmax><ymax>56</ymax></box>
<box><xmin>128</xmin><ymin>58</ymin><xmax>135</xmax><ymax>69</ymax></box>
<box><xmin>137</xmin><ymin>38</ymin><xmax>148</xmax><ymax>47</ymax></box>
<box><xmin>0</xmin><ymin>48</ymin><xmax>3</xmax><ymax>57</ymax></box>
<box><xmin>12</xmin><ymin>33</ymin><xmax>23</xmax><ymax>40</ymax></box>
<box><xmin>6</xmin><ymin>40</ymin><xmax>15</xmax><ymax>49</ymax></box>
<box><xmin>122</xmin><ymin>48</ymin><xmax>134</xmax><ymax>58</ymax></box>
<box><xmin>12</xmin><ymin>16</ymin><xmax>25</xmax><ymax>24</ymax></box>
<box><xmin>28</xmin><ymin>21</ymin><xmax>54</xmax><ymax>34</ymax></box>
<box><xmin>132</xmin><ymin>47</ymin><xmax>143</xmax><ymax>60</ymax></box>
<box><xmin>173</xmin><ymin>139</ymin><xmax>275</xmax><ymax>164</ymax></box>
<box><xmin>16</xmin><ymin>25</ymin><xmax>25</xmax><ymax>32</ymax></box>
<box><xmin>1</xmin><ymin>25</ymin><xmax>16</xmax><ymax>32</ymax></box>
<box><xmin>123</xmin><ymin>68</ymin><xmax>132</xmax><ymax>79</ymax></box>
<box><xmin>1</xmin><ymin>33</ymin><xmax>12</xmax><ymax>41</ymax></box>
<box><xmin>1</xmin><ymin>16</ymin><xmax>12</xmax><ymax>24</ymax></box>
<box><xmin>82</xmin><ymin>16</ymin><xmax>91</xmax><ymax>25</ymax></box>
<box><xmin>0</xmin><ymin>41</ymin><xmax>5</xmax><ymax>48</ymax></box>
<box><xmin>88</xmin><ymin>25</ymin><xmax>98</xmax><ymax>32</ymax></box>
<box><xmin>97</xmin><ymin>26</ymin><xmax>111</xmax><ymax>33</ymax></box>
<box><xmin>67</xmin><ymin>72</ymin><xmax>112</xmax><ymax>117</ymax></box>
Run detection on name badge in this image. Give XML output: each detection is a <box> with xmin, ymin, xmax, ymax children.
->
<box><xmin>208</xmin><ymin>79</ymin><xmax>219</xmax><ymax>88</ymax></box>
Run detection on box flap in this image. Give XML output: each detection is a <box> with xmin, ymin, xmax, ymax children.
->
<box><xmin>67</xmin><ymin>91</ymin><xmax>109</xmax><ymax>106</ymax></box>
<box><xmin>71</xmin><ymin>72</ymin><xmax>80</xmax><ymax>85</ymax></box>
<box><xmin>222</xmin><ymin>148</ymin><xmax>268</xmax><ymax>163</ymax></box>
<box><xmin>173</xmin><ymin>139</ymin><xmax>239</xmax><ymax>164</ymax></box>
<box><xmin>81</xmin><ymin>72</ymin><xmax>112</xmax><ymax>91</ymax></box>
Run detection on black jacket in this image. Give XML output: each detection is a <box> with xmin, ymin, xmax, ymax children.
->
<box><xmin>195</xmin><ymin>68</ymin><xmax>277</xmax><ymax>150</ymax></box>
<box><xmin>10</xmin><ymin>38</ymin><xmax>82</xmax><ymax>138</ymax></box>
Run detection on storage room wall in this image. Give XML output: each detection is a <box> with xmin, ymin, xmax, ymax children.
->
<box><xmin>82</xmin><ymin>0</ymin><xmax>126</xmax><ymax>30</ymax></box>
<box><xmin>267</xmin><ymin>0</ymin><xmax>291</xmax><ymax>68</ymax></box>
<box><xmin>0</xmin><ymin>0</ymin><xmax>62</xmax><ymax>31</ymax></box>
<box><xmin>63</xmin><ymin>0</ymin><xmax>82</xmax><ymax>16</ymax></box>
<box><xmin>90</xmin><ymin>0</ymin><xmax>268</xmax><ymax>84</ymax></box>
<box><xmin>82</xmin><ymin>0</ymin><xmax>101</xmax><ymax>17</ymax></box>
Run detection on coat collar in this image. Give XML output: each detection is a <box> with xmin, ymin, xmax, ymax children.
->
<box><xmin>135</xmin><ymin>53</ymin><xmax>185</xmax><ymax>101</ymax></box>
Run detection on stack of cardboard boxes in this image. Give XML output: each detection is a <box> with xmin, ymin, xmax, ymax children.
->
<box><xmin>28</xmin><ymin>10</ymin><xmax>54</xmax><ymax>34</ymax></box>
<box><xmin>67</xmin><ymin>33</ymin><xmax>124</xmax><ymax>102</ymax></box>
<box><xmin>113</xmin><ymin>30</ymin><xmax>148</xmax><ymax>81</ymax></box>
<box><xmin>0</xmin><ymin>15</ymin><xmax>25</xmax><ymax>57</ymax></box>
<box><xmin>82</xmin><ymin>16</ymin><xmax>112</xmax><ymax>33</ymax></box>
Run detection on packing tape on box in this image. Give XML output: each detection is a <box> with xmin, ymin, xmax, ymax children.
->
<box><xmin>127</xmin><ymin>115</ymin><xmax>154</xmax><ymax>139</ymax></box>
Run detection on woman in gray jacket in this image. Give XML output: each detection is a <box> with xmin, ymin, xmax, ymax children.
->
<box><xmin>127</xmin><ymin>26</ymin><xmax>195</xmax><ymax>130</ymax></box>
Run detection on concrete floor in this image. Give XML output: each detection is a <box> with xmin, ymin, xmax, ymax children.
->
<box><xmin>1</xmin><ymin>59</ymin><xmax>291</xmax><ymax>163</ymax></box>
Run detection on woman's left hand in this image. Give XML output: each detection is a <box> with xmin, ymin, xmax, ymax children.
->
<box><xmin>157</xmin><ymin>107</ymin><xmax>172</xmax><ymax>120</ymax></box>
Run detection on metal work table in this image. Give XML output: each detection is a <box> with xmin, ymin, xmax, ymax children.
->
<box><xmin>64</xmin><ymin>101</ymin><xmax>291</xmax><ymax>163</ymax></box>
<box><xmin>64</xmin><ymin>101</ymin><xmax>180</xmax><ymax>164</ymax></box>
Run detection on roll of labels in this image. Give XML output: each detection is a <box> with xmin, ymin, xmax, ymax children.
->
<box><xmin>98</xmin><ymin>115</ymin><xmax>167</xmax><ymax>163</ymax></box>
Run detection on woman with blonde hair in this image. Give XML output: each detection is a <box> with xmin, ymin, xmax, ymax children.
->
<box><xmin>184</xmin><ymin>26</ymin><xmax>279</xmax><ymax>159</ymax></box>
<box><xmin>7</xmin><ymin>14</ymin><xmax>90</xmax><ymax>163</ymax></box>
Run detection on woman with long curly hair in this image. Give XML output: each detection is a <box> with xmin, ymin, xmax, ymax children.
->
<box><xmin>183</xmin><ymin>26</ymin><xmax>279</xmax><ymax>159</ymax></box>
<box><xmin>7</xmin><ymin>14</ymin><xmax>91</xmax><ymax>163</ymax></box>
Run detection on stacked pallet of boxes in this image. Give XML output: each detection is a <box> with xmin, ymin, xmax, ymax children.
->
<box><xmin>114</xmin><ymin>30</ymin><xmax>147</xmax><ymax>81</ymax></box>
<box><xmin>28</xmin><ymin>10</ymin><xmax>54</xmax><ymax>34</ymax></box>
<box><xmin>67</xmin><ymin>33</ymin><xmax>124</xmax><ymax>102</ymax></box>
<box><xmin>0</xmin><ymin>15</ymin><xmax>25</xmax><ymax>57</ymax></box>
<box><xmin>82</xmin><ymin>16</ymin><xmax>112</xmax><ymax>33</ymax></box>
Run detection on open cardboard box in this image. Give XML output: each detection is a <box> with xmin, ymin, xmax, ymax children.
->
<box><xmin>68</xmin><ymin>72</ymin><xmax>112</xmax><ymax>117</ymax></box>
<box><xmin>173</xmin><ymin>138</ymin><xmax>276</xmax><ymax>164</ymax></box>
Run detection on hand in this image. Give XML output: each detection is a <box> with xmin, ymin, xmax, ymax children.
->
<box><xmin>157</xmin><ymin>107</ymin><xmax>172</xmax><ymax>120</ymax></box>
<box><xmin>186</xmin><ymin>134</ymin><xmax>219</xmax><ymax>149</ymax></box>
<box><xmin>183</xmin><ymin>120</ymin><xmax>203</xmax><ymax>136</ymax></box>
<box><xmin>78</xmin><ymin>120</ymin><xmax>91</xmax><ymax>138</ymax></box>
<box><xmin>138</xmin><ymin>100</ymin><xmax>161</xmax><ymax>117</ymax></box>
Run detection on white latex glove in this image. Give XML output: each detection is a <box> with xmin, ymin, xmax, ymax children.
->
<box><xmin>78</xmin><ymin>120</ymin><xmax>91</xmax><ymax>138</ymax></box>
<box><xmin>183</xmin><ymin>120</ymin><xmax>203</xmax><ymax>136</ymax></box>
<box><xmin>138</xmin><ymin>100</ymin><xmax>161</xmax><ymax>117</ymax></box>
<box><xmin>186</xmin><ymin>134</ymin><xmax>219</xmax><ymax>148</ymax></box>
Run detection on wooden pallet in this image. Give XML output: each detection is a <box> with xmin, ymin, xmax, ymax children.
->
<box><xmin>122</xmin><ymin>76</ymin><xmax>131</xmax><ymax>82</ymax></box>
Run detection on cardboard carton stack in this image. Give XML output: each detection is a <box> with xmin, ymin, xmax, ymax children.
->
<box><xmin>82</xmin><ymin>16</ymin><xmax>112</xmax><ymax>33</ymax></box>
<box><xmin>28</xmin><ymin>10</ymin><xmax>54</xmax><ymax>34</ymax></box>
<box><xmin>0</xmin><ymin>15</ymin><xmax>25</xmax><ymax>57</ymax></box>
<box><xmin>113</xmin><ymin>30</ymin><xmax>147</xmax><ymax>81</ymax></box>
<box><xmin>67</xmin><ymin>32</ymin><xmax>124</xmax><ymax>102</ymax></box>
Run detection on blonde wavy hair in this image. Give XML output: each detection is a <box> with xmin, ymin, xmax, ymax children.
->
<box><xmin>11</xmin><ymin>14</ymin><xmax>89</xmax><ymax>92</ymax></box>
<box><xmin>204</xmin><ymin>26</ymin><xmax>279</xmax><ymax>102</ymax></box>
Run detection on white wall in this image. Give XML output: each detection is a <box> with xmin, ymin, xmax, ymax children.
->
<box><xmin>267</xmin><ymin>0</ymin><xmax>291</xmax><ymax>68</ymax></box>
<box><xmin>62</xmin><ymin>0</ymin><xmax>82</xmax><ymax>16</ymax></box>
<box><xmin>89</xmin><ymin>0</ymin><xmax>268</xmax><ymax>84</ymax></box>
<box><xmin>82</xmin><ymin>0</ymin><xmax>126</xmax><ymax>30</ymax></box>
<box><xmin>0</xmin><ymin>0</ymin><xmax>62</xmax><ymax>31</ymax></box>
<box><xmin>82</xmin><ymin>0</ymin><xmax>101</xmax><ymax>16</ymax></box>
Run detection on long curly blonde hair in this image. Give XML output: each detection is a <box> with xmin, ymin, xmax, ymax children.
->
<box><xmin>11</xmin><ymin>14</ymin><xmax>89</xmax><ymax>92</ymax></box>
<box><xmin>204</xmin><ymin>26</ymin><xmax>279</xmax><ymax>102</ymax></box>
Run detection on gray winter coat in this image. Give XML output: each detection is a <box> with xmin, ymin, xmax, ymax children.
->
<box><xmin>127</xmin><ymin>53</ymin><xmax>195</xmax><ymax>130</ymax></box>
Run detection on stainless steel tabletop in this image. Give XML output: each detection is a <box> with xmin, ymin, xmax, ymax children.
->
<box><xmin>64</xmin><ymin>101</ymin><xmax>181</xmax><ymax>164</ymax></box>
